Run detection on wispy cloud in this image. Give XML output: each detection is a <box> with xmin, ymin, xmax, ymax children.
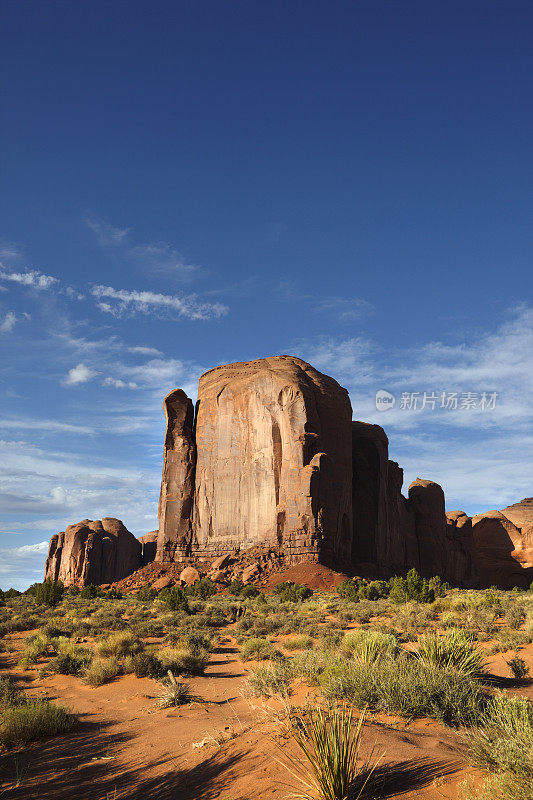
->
<box><xmin>84</xmin><ymin>215</ymin><xmax>130</xmax><ymax>246</ymax></box>
<box><xmin>128</xmin><ymin>345</ymin><xmax>162</xmax><ymax>356</ymax></box>
<box><xmin>277</xmin><ymin>279</ymin><xmax>374</xmax><ymax>321</ymax></box>
<box><xmin>130</xmin><ymin>243</ymin><xmax>199</xmax><ymax>281</ymax></box>
<box><xmin>63</xmin><ymin>363</ymin><xmax>99</xmax><ymax>386</ymax></box>
<box><xmin>0</xmin><ymin>311</ymin><xmax>16</xmax><ymax>333</ymax></box>
<box><xmin>0</xmin><ymin>418</ymin><xmax>94</xmax><ymax>434</ymax></box>
<box><xmin>92</xmin><ymin>285</ymin><xmax>228</xmax><ymax>321</ymax></box>
<box><xmin>103</xmin><ymin>377</ymin><xmax>138</xmax><ymax>389</ymax></box>
<box><xmin>0</xmin><ymin>268</ymin><xmax>59</xmax><ymax>291</ymax></box>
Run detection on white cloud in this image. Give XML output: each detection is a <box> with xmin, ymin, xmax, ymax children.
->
<box><xmin>0</xmin><ymin>268</ymin><xmax>59</xmax><ymax>290</ymax></box>
<box><xmin>85</xmin><ymin>215</ymin><xmax>130</xmax><ymax>246</ymax></box>
<box><xmin>92</xmin><ymin>285</ymin><xmax>228</xmax><ymax>321</ymax></box>
<box><xmin>103</xmin><ymin>377</ymin><xmax>138</xmax><ymax>389</ymax></box>
<box><xmin>0</xmin><ymin>311</ymin><xmax>16</xmax><ymax>333</ymax></box>
<box><xmin>128</xmin><ymin>345</ymin><xmax>162</xmax><ymax>356</ymax></box>
<box><xmin>63</xmin><ymin>363</ymin><xmax>99</xmax><ymax>386</ymax></box>
<box><xmin>0</xmin><ymin>418</ymin><xmax>94</xmax><ymax>434</ymax></box>
<box><xmin>130</xmin><ymin>243</ymin><xmax>198</xmax><ymax>281</ymax></box>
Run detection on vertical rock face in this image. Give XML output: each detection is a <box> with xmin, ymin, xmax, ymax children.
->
<box><xmin>191</xmin><ymin>356</ymin><xmax>353</xmax><ymax>562</ymax></box>
<box><xmin>44</xmin><ymin>518</ymin><xmax>141</xmax><ymax>587</ymax></box>
<box><xmin>407</xmin><ymin>479</ymin><xmax>448</xmax><ymax>578</ymax></box>
<box><xmin>156</xmin><ymin>389</ymin><xmax>196</xmax><ymax>561</ymax></box>
<box><xmin>471</xmin><ymin>504</ymin><xmax>533</xmax><ymax>588</ymax></box>
<box><xmin>138</xmin><ymin>531</ymin><xmax>158</xmax><ymax>566</ymax></box>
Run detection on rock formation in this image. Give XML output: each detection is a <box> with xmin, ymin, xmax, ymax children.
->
<box><xmin>469</xmin><ymin>501</ymin><xmax>533</xmax><ymax>588</ymax></box>
<box><xmin>44</xmin><ymin>518</ymin><xmax>141</xmax><ymax>587</ymax></box>
<box><xmin>158</xmin><ymin>356</ymin><xmax>353</xmax><ymax>565</ymax></box>
<box><xmin>155</xmin><ymin>356</ymin><xmax>482</xmax><ymax>586</ymax></box>
<box><xmin>138</xmin><ymin>531</ymin><xmax>158</xmax><ymax>566</ymax></box>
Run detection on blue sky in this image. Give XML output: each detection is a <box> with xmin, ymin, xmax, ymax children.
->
<box><xmin>1</xmin><ymin>1</ymin><xmax>532</xmax><ymax>589</ymax></box>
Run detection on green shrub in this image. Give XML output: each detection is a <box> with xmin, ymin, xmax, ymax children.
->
<box><xmin>132</xmin><ymin>652</ymin><xmax>164</xmax><ymax>679</ymax></box>
<box><xmin>341</xmin><ymin>629</ymin><xmax>398</xmax><ymax>663</ymax></box>
<box><xmin>320</xmin><ymin>655</ymin><xmax>485</xmax><ymax>725</ymax></box>
<box><xmin>31</xmin><ymin>580</ymin><xmax>64</xmax><ymax>607</ymax></box>
<box><xmin>284</xmin><ymin>634</ymin><xmax>314</xmax><ymax>651</ymax></box>
<box><xmin>246</xmin><ymin>663</ymin><xmax>292</xmax><ymax>697</ymax></box>
<box><xmin>388</xmin><ymin>569</ymin><xmax>435</xmax><ymax>604</ymax></box>
<box><xmin>241</xmin><ymin>637</ymin><xmax>279</xmax><ymax>661</ymax></box>
<box><xmin>185</xmin><ymin>578</ymin><xmax>217</xmax><ymax>599</ymax></box>
<box><xmin>468</xmin><ymin>693</ymin><xmax>533</xmax><ymax>781</ymax></box>
<box><xmin>506</xmin><ymin>656</ymin><xmax>530</xmax><ymax>681</ymax></box>
<box><xmin>83</xmin><ymin>657</ymin><xmax>120</xmax><ymax>686</ymax></box>
<box><xmin>49</xmin><ymin>644</ymin><xmax>91</xmax><ymax>676</ymax></box>
<box><xmin>157</xmin><ymin>646</ymin><xmax>209</xmax><ymax>675</ymax></box>
<box><xmin>229</xmin><ymin>579</ymin><xmax>244</xmax><ymax>595</ymax></box>
<box><xmin>136</xmin><ymin>586</ymin><xmax>158</xmax><ymax>602</ymax></box>
<box><xmin>273</xmin><ymin>582</ymin><xmax>313</xmax><ymax>603</ymax></box>
<box><xmin>0</xmin><ymin>698</ymin><xmax>74</xmax><ymax>748</ymax></box>
<box><xmin>95</xmin><ymin>631</ymin><xmax>143</xmax><ymax>658</ymax></box>
<box><xmin>336</xmin><ymin>579</ymin><xmax>359</xmax><ymax>602</ymax></box>
<box><xmin>158</xmin><ymin>586</ymin><xmax>189</xmax><ymax>611</ymax></box>
<box><xmin>415</xmin><ymin>628</ymin><xmax>486</xmax><ymax>679</ymax></box>
<box><xmin>240</xmin><ymin>585</ymin><xmax>260</xmax><ymax>599</ymax></box>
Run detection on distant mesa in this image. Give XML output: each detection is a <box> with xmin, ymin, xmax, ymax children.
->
<box><xmin>44</xmin><ymin>356</ymin><xmax>533</xmax><ymax>590</ymax></box>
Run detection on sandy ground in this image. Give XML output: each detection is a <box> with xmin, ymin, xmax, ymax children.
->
<box><xmin>1</xmin><ymin>628</ymin><xmax>531</xmax><ymax>800</ymax></box>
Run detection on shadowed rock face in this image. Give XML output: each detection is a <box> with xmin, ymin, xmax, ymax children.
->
<box><xmin>156</xmin><ymin>389</ymin><xmax>196</xmax><ymax>561</ymax></box>
<box><xmin>44</xmin><ymin>518</ymin><xmax>141</xmax><ymax>587</ymax></box>
<box><xmin>157</xmin><ymin>356</ymin><xmax>353</xmax><ymax>563</ymax></box>
<box><xmin>471</xmin><ymin>502</ymin><xmax>533</xmax><ymax>588</ymax></box>
<box><xmin>138</xmin><ymin>531</ymin><xmax>158</xmax><ymax>566</ymax></box>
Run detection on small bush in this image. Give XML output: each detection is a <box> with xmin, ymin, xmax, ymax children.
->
<box><xmin>284</xmin><ymin>635</ymin><xmax>314</xmax><ymax>651</ymax></box>
<box><xmin>185</xmin><ymin>578</ymin><xmax>217</xmax><ymax>599</ymax></box>
<box><xmin>96</xmin><ymin>632</ymin><xmax>143</xmax><ymax>658</ymax></box>
<box><xmin>132</xmin><ymin>652</ymin><xmax>164</xmax><ymax>679</ymax></box>
<box><xmin>156</xmin><ymin>672</ymin><xmax>192</xmax><ymax>707</ymax></box>
<box><xmin>415</xmin><ymin>628</ymin><xmax>486</xmax><ymax>679</ymax></box>
<box><xmin>229</xmin><ymin>579</ymin><xmax>244</xmax><ymax>595</ymax></box>
<box><xmin>83</xmin><ymin>657</ymin><xmax>120</xmax><ymax>686</ymax></box>
<box><xmin>49</xmin><ymin>646</ymin><xmax>91</xmax><ymax>676</ymax></box>
<box><xmin>136</xmin><ymin>586</ymin><xmax>158</xmax><ymax>602</ymax></box>
<box><xmin>158</xmin><ymin>586</ymin><xmax>189</xmax><ymax>611</ymax></box>
<box><xmin>273</xmin><ymin>582</ymin><xmax>313</xmax><ymax>603</ymax></box>
<box><xmin>0</xmin><ymin>699</ymin><xmax>74</xmax><ymax>748</ymax></box>
<box><xmin>157</xmin><ymin>646</ymin><xmax>209</xmax><ymax>675</ymax></box>
<box><xmin>389</xmin><ymin>569</ymin><xmax>435</xmax><ymax>604</ymax></box>
<box><xmin>336</xmin><ymin>579</ymin><xmax>359</xmax><ymax>602</ymax></box>
<box><xmin>241</xmin><ymin>637</ymin><xmax>279</xmax><ymax>661</ymax></box>
<box><xmin>246</xmin><ymin>663</ymin><xmax>292</xmax><ymax>697</ymax></box>
<box><xmin>468</xmin><ymin>692</ymin><xmax>533</xmax><ymax>782</ymax></box>
<box><xmin>32</xmin><ymin>580</ymin><xmax>64</xmax><ymax>607</ymax></box>
<box><xmin>506</xmin><ymin>656</ymin><xmax>530</xmax><ymax>681</ymax></box>
<box><xmin>341</xmin><ymin>629</ymin><xmax>398</xmax><ymax>663</ymax></box>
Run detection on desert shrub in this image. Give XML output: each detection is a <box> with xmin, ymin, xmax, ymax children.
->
<box><xmin>229</xmin><ymin>578</ymin><xmax>244</xmax><ymax>595</ymax></box>
<box><xmin>341</xmin><ymin>629</ymin><xmax>398</xmax><ymax>663</ymax></box>
<box><xmin>83</xmin><ymin>657</ymin><xmax>120</xmax><ymax>686</ymax></box>
<box><xmin>158</xmin><ymin>586</ymin><xmax>189</xmax><ymax>611</ymax></box>
<box><xmin>290</xmin><ymin>649</ymin><xmax>329</xmax><ymax>684</ymax></box>
<box><xmin>0</xmin><ymin>697</ymin><xmax>74</xmax><ymax>748</ymax></box>
<box><xmin>156</xmin><ymin>673</ymin><xmax>192</xmax><ymax>707</ymax></box>
<box><xmin>336</xmin><ymin>579</ymin><xmax>359</xmax><ymax>602</ymax></box>
<box><xmin>246</xmin><ymin>663</ymin><xmax>292</xmax><ymax>697</ymax></box>
<box><xmin>241</xmin><ymin>637</ymin><xmax>279</xmax><ymax>661</ymax></box>
<box><xmin>503</xmin><ymin>603</ymin><xmax>526</xmax><ymax>631</ymax></box>
<box><xmin>429</xmin><ymin>576</ymin><xmax>449</xmax><ymax>597</ymax></box>
<box><xmin>185</xmin><ymin>578</ymin><xmax>217</xmax><ymax>599</ymax></box>
<box><xmin>30</xmin><ymin>580</ymin><xmax>64</xmax><ymax>607</ymax></box>
<box><xmin>481</xmin><ymin>588</ymin><xmax>502</xmax><ymax>609</ymax></box>
<box><xmin>96</xmin><ymin>632</ymin><xmax>143</xmax><ymax>658</ymax></box>
<box><xmin>132</xmin><ymin>652</ymin><xmax>165</xmax><ymax>679</ymax></box>
<box><xmin>179</xmin><ymin>631</ymin><xmax>213</xmax><ymax>653</ymax></box>
<box><xmin>506</xmin><ymin>656</ymin><xmax>530</xmax><ymax>681</ymax></box>
<box><xmin>240</xmin><ymin>585</ymin><xmax>260</xmax><ymax>599</ymax></box>
<box><xmin>283</xmin><ymin>635</ymin><xmax>314</xmax><ymax>651</ymax></box>
<box><xmin>136</xmin><ymin>586</ymin><xmax>158</xmax><ymax>602</ymax></box>
<box><xmin>465</xmin><ymin>606</ymin><xmax>497</xmax><ymax>637</ymax></box>
<box><xmin>158</xmin><ymin>646</ymin><xmax>209</xmax><ymax>675</ymax></box>
<box><xmin>273</xmin><ymin>582</ymin><xmax>313</xmax><ymax>603</ymax></box>
<box><xmin>320</xmin><ymin>655</ymin><xmax>485</xmax><ymax>725</ymax></box>
<box><xmin>497</xmin><ymin>628</ymin><xmax>532</xmax><ymax>652</ymax></box>
<box><xmin>414</xmin><ymin>628</ymin><xmax>486</xmax><ymax>679</ymax></box>
<box><xmin>388</xmin><ymin>569</ymin><xmax>435</xmax><ymax>604</ymax></box>
<box><xmin>48</xmin><ymin>643</ymin><xmax>91</xmax><ymax>676</ymax></box>
<box><xmin>468</xmin><ymin>693</ymin><xmax>533</xmax><ymax>782</ymax></box>
<box><xmin>18</xmin><ymin>633</ymin><xmax>55</xmax><ymax>667</ymax></box>
<box><xmin>79</xmin><ymin>584</ymin><xmax>104</xmax><ymax>599</ymax></box>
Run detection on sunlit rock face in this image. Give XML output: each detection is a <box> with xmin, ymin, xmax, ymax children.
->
<box><xmin>471</xmin><ymin>501</ymin><xmax>533</xmax><ymax>588</ymax></box>
<box><xmin>158</xmin><ymin>356</ymin><xmax>353</xmax><ymax>564</ymax></box>
<box><xmin>44</xmin><ymin>518</ymin><xmax>141</xmax><ymax>587</ymax></box>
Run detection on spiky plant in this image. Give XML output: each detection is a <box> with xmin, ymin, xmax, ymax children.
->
<box><xmin>342</xmin><ymin>630</ymin><xmax>398</xmax><ymax>664</ymax></box>
<box><xmin>156</xmin><ymin>671</ymin><xmax>192</xmax><ymax>707</ymax></box>
<box><xmin>278</xmin><ymin>705</ymin><xmax>380</xmax><ymax>800</ymax></box>
<box><xmin>414</xmin><ymin>628</ymin><xmax>486</xmax><ymax>679</ymax></box>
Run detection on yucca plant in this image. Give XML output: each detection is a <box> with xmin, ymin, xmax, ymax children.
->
<box><xmin>278</xmin><ymin>705</ymin><xmax>380</xmax><ymax>800</ymax></box>
<box><xmin>414</xmin><ymin>628</ymin><xmax>486</xmax><ymax>679</ymax></box>
<box><xmin>342</xmin><ymin>630</ymin><xmax>398</xmax><ymax>664</ymax></box>
<box><xmin>156</xmin><ymin>671</ymin><xmax>192</xmax><ymax>707</ymax></box>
